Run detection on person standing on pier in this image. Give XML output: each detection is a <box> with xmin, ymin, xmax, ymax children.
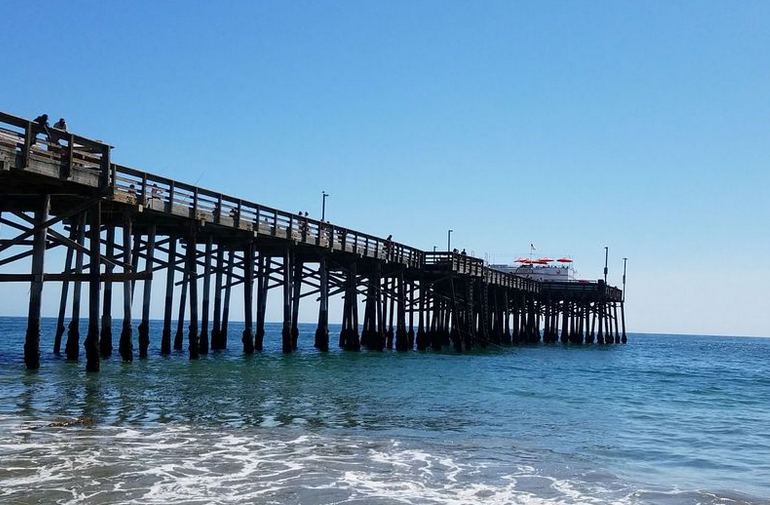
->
<box><xmin>53</xmin><ymin>118</ymin><xmax>67</xmax><ymax>131</ymax></box>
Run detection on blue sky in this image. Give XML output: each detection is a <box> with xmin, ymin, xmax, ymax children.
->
<box><xmin>2</xmin><ymin>1</ymin><xmax>769</xmax><ymax>336</ymax></box>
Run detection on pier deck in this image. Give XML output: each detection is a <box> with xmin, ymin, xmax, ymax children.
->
<box><xmin>0</xmin><ymin>111</ymin><xmax>626</xmax><ymax>371</ymax></box>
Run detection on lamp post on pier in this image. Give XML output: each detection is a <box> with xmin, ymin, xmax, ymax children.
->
<box><xmin>622</xmin><ymin>257</ymin><xmax>628</xmax><ymax>302</ymax></box>
<box><xmin>603</xmin><ymin>246</ymin><xmax>609</xmax><ymax>283</ymax></box>
<box><xmin>321</xmin><ymin>191</ymin><xmax>329</xmax><ymax>221</ymax></box>
<box><xmin>447</xmin><ymin>229</ymin><xmax>453</xmax><ymax>252</ymax></box>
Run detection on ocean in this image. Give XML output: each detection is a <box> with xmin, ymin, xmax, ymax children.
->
<box><xmin>0</xmin><ymin>316</ymin><xmax>768</xmax><ymax>504</ymax></box>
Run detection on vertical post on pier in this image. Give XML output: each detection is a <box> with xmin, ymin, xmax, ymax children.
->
<box><xmin>174</xmin><ymin>267</ymin><xmax>187</xmax><ymax>351</ymax></box>
<box><xmin>503</xmin><ymin>291</ymin><xmax>511</xmax><ymax>345</ymax></box>
<box><xmin>620</xmin><ymin>301</ymin><xmax>627</xmax><ymax>343</ymax></box>
<box><xmin>395</xmin><ymin>271</ymin><xmax>408</xmax><ymax>351</ymax></box>
<box><xmin>512</xmin><ymin>296</ymin><xmax>520</xmax><ymax>345</ymax></box>
<box><xmin>242</xmin><ymin>241</ymin><xmax>255</xmax><ymax>354</ymax></box>
<box><xmin>161</xmin><ymin>237</ymin><xmax>177</xmax><ymax>355</ymax></box>
<box><xmin>211</xmin><ymin>246</ymin><xmax>224</xmax><ymax>350</ymax></box>
<box><xmin>416</xmin><ymin>280</ymin><xmax>426</xmax><ymax>350</ymax></box>
<box><xmin>199</xmin><ymin>236</ymin><xmax>212</xmax><ymax>354</ymax></box>
<box><xmin>54</xmin><ymin>223</ymin><xmax>76</xmax><ymax>355</ymax></box>
<box><xmin>361</xmin><ymin>270</ymin><xmax>377</xmax><ymax>350</ymax></box>
<box><xmin>85</xmin><ymin>202</ymin><xmax>101</xmax><ymax>372</ymax></box>
<box><xmin>119</xmin><ymin>214</ymin><xmax>134</xmax><ymax>361</ymax></box>
<box><xmin>560</xmin><ymin>301</ymin><xmax>569</xmax><ymax>344</ymax></box>
<box><xmin>66</xmin><ymin>212</ymin><xmax>87</xmax><ymax>361</ymax></box>
<box><xmin>543</xmin><ymin>301</ymin><xmax>551</xmax><ymax>343</ymax></box>
<box><xmin>342</xmin><ymin>262</ymin><xmax>360</xmax><ymax>351</ymax></box>
<box><xmin>130</xmin><ymin>232</ymin><xmax>141</xmax><ymax>301</ymax></box>
<box><xmin>281</xmin><ymin>249</ymin><xmax>293</xmax><ymax>353</ymax></box>
<box><xmin>604</xmin><ymin>302</ymin><xmax>611</xmax><ymax>343</ymax></box>
<box><xmin>186</xmin><ymin>233</ymin><xmax>200</xmax><ymax>359</ymax></box>
<box><xmin>408</xmin><ymin>281</ymin><xmax>415</xmax><ymax>350</ymax></box>
<box><xmin>386</xmin><ymin>277</ymin><xmax>395</xmax><ymax>350</ymax></box>
<box><xmin>377</xmin><ymin>274</ymin><xmax>386</xmax><ymax>349</ymax></box>
<box><xmin>291</xmin><ymin>257</ymin><xmax>302</xmax><ymax>351</ymax></box>
<box><xmin>100</xmin><ymin>225</ymin><xmax>114</xmax><ymax>358</ymax></box>
<box><xmin>138</xmin><ymin>224</ymin><xmax>156</xmax><ymax>358</ymax></box>
<box><xmin>221</xmin><ymin>249</ymin><xmax>234</xmax><ymax>349</ymax></box>
<box><xmin>315</xmin><ymin>255</ymin><xmax>329</xmax><ymax>352</ymax></box>
<box><xmin>23</xmin><ymin>194</ymin><xmax>50</xmax><ymax>370</ymax></box>
<box><xmin>596</xmin><ymin>300</ymin><xmax>605</xmax><ymax>344</ymax></box>
<box><xmin>254</xmin><ymin>253</ymin><xmax>266</xmax><ymax>351</ymax></box>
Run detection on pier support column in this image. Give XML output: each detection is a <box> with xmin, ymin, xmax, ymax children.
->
<box><xmin>613</xmin><ymin>303</ymin><xmax>621</xmax><ymax>344</ymax></box>
<box><xmin>254</xmin><ymin>253</ymin><xmax>266</xmax><ymax>351</ymax></box>
<box><xmin>138</xmin><ymin>224</ymin><xmax>156</xmax><ymax>358</ymax></box>
<box><xmin>407</xmin><ymin>281</ymin><xmax>415</xmax><ymax>350</ymax></box>
<box><xmin>341</xmin><ymin>263</ymin><xmax>360</xmax><ymax>351</ymax></box>
<box><xmin>620</xmin><ymin>301</ymin><xmax>627</xmax><ymax>343</ymax></box>
<box><xmin>161</xmin><ymin>237</ymin><xmax>177</xmax><ymax>355</ymax></box>
<box><xmin>84</xmin><ymin>202</ymin><xmax>101</xmax><ymax>372</ymax></box>
<box><xmin>54</xmin><ymin>223</ymin><xmax>76</xmax><ymax>355</ymax></box>
<box><xmin>100</xmin><ymin>225</ymin><xmax>114</xmax><ymax>358</ymax></box>
<box><xmin>119</xmin><ymin>214</ymin><xmax>134</xmax><ymax>361</ymax></box>
<box><xmin>23</xmin><ymin>195</ymin><xmax>50</xmax><ymax>370</ymax></box>
<box><xmin>512</xmin><ymin>300</ymin><xmax>520</xmax><ymax>345</ymax></box>
<box><xmin>314</xmin><ymin>256</ymin><xmax>329</xmax><ymax>352</ymax></box>
<box><xmin>386</xmin><ymin>277</ymin><xmax>395</xmax><ymax>350</ymax></box>
<box><xmin>222</xmin><ymin>249</ymin><xmax>234</xmax><ymax>349</ymax></box>
<box><xmin>596</xmin><ymin>301</ymin><xmax>605</xmax><ymax>345</ymax></box>
<box><xmin>199</xmin><ymin>236</ymin><xmax>213</xmax><ymax>354</ymax></box>
<box><xmin>210</xmin><ymin>246</ymin><xmax>224</xmax><ymax>350</ymax></box>
<box><xmin>361</xmin><ymin>269</ymin><xmax>379</xmax><ymax>350</ymax></box>
<box><xmin>395</xmin><ymin>272</ymin><xmax>408</xmax><ymax>351</ymax></box>
<box><xmin>242</xmin><ymin>242</ymin><xmax>255</xmax><ymax>354</ymax></box>
<box><xmin>290</xmin><ymin>257</ymin><xmax>302</xmax><ymax>351</ymax></box>
<box><xmin>186</xmin><ymin>234</ymin><xmax>200</xmax><ymax>360</ymax></box>
<box><xmin>560</xmin><ymin>301</ymin><xmax>569</xmax><ymax>344</ymax></box>
<box><xmin>281</xmin><ymin>249</ymin><xmax>293</xmax><ymax>353</ymax></box>
<box><xmin>416</xmin><ymin>280</ymin><xmax>426</xmax><ymax>350</ymax></box>
<box><xmin>174</xmin><ymin>268</ymin><xmax>188</xmax><ymax>351</ymax></box>
<box><xmin>66</xmin><ymin>212</ymin><xmax>87</xmax><ymax>361</ymax></box>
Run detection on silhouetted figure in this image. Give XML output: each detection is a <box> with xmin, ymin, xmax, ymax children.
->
<box><xmin>53</xmin><ymin>118</ymin><xmax>67</xmax><ymax>131</ymax></box>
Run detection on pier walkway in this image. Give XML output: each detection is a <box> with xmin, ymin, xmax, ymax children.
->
<box><xmin>0</xmin><ymin>111</ymin><xmax>625</xmax><ymax>371</ymax></box>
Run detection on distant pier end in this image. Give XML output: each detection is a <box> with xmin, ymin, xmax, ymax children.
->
<box><xmin>0</xmin><ymin>111</ymin><xmax>626</xmax><ymax>371</ymax></box>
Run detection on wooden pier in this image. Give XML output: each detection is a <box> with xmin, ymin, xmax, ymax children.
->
<box><xmin>0</xmin><ymin>111</ymin><xmax>626</xmax><ymax>371</ymax></box>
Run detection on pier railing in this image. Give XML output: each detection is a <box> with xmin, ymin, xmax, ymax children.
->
<box><xmin>0</xmin><ymin>112</ymin><xmax>111</xmax><ymax>188</ymax></box>
<box><xmin>111</xmin><ymin>164</ymin><xmax>424</xmax><ymax>268</ymax></box>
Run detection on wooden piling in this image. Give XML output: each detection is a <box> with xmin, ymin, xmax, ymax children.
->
<box><xmin>281</xmin><ymin>249</ymin><xmax>293</xmax><ymax>353</ymax></box>
<box><xmin>84</xmin><ymin>201</ymin><xmax>101</xmax><ymax>372</ymax></box>
<box><xmin>290</xmin><ymin>257</ymin><xmax>302</xmax><ymax>351</ymax></box>
<box><xmin>186</xmin><ymin>234</ymin><xmax>200</xmax><ymax>360</ymax></box>
<box><xmin>314</xmin><ymin>255</ymin><xmax>329</xmax><ymax>352</ymax></box>
<box><xmin>54</xmin><ymin>223</ymin><xmax>76</xmax><ymax>355</ymax></box>
<box><xmin>620</xmin><ymin>301</ymin><xmax>627</xmax><ymax>343</ymax></box>
<box><xmin>100</xmin><ymin>225</ymin><xmax>114</xmax><ymax>358</ymax></box>
<box><xmin>395</xmin><ymin>272</ymin><xmax>408</xmax><ymax>351</ymax></box>
<box><xmin>119</xmin><ymin>214</ymin><xmax>134</xmax><ymax>361</ymax></box>
<box><xmin>65</xmin><ymin>212</ymin><xmax>86</xmax><ymax>361</ymax></box>
<box><xmin>242</xmin><ymin>242</ymin><xmax>255</xmax><ymax>354</ymax></box>
<box><xmin>210</xmin><ymin>246</ymin><xmax>224</xmax><ymax>350</ymax></box>
<box><xmin>221</xmin><ymin>249</ymin><xmax>235</xmax><ymax>349</ymax></box>
<box><xmin>254</xmin><ymin>253</ymin><xmax>266</xmax><ymax>351</ymax></box>
<box><xmin>161</xmin><ymin>236</ymin><xmax>177</xmax><ymax>355</ymax></box>
<box><xmin>174</xmin><ymin>267</ymin><xmax>187</xmax><ymax>351</ymax></box>
<box><xmin>199</xmin><ymin>236</ymin><xmax>212</xmax><ymax>354</ymax></box>
<box><xmin>23</xmin><ymin>194</ymin><xmax>50</xmax><ymax>370</ymax></box>
<box><xmin>138</xmin><ymin>224</ymin><xmax>156</xmax><ymax>358</ymax></box>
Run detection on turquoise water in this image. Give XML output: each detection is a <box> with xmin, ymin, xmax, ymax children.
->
<box><xmin>1</xmin><ymin>316</ymin><xmax>768</xmax><ymax>504</ymax></box>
